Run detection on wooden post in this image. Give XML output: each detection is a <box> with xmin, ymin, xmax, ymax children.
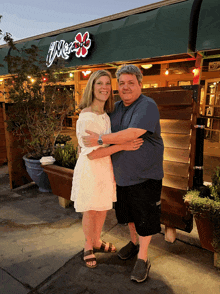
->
<box><xmin>214</xmin><ymin>252</ymin><xmax>220</xmax><ymax>268</ymax></box>
<box><xmin>74</xmin><ymin>71</ymin><xmax>81</xmax><ymax>109</ymax></box>
<box><xmin>0</xmin><ymin>103</ymin><xmax>7</xmax><ymax>165</ymax></box>
<box><xmin>165</xmin><ymin>226</ymin><xmax>176</xmax><ymax>243</ymax></box>
<box><xmin>58</xmin><ymin>196</ymin><xmax>71</xmax><ymax>208</ymax></box>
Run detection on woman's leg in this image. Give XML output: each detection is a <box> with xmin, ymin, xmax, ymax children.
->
<box><xmin>82</xmin><ymin>210</ymin><xmax>96</xmax><ymax>267</ymax></box>
<box><xmin>93</xmin><ymin>210</ymin><xmax>107</xmax><ymax>248</ymax></box>
<box><xmin>93</xmin><ymin>210</ymin><xmax>116</xmax><ymax>251</ymax></box>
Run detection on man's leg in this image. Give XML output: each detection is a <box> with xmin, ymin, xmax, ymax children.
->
<box><xmin>130</xmin><ymin>232</ymin><xmax>152</xmax><ymax>283</ymax></box>
<box><xmin>128</xmin><ymin>222</ymin><xmax>138</xmax><ymax>245</ymax></box>
<box><xmin>138</xmin><ymin>235</ymin><xmax>152</xmax><ymax>261</ymax></box>
<box><xmin>117</xmin><ymin>222</ymin><xmax>139</xmax><ymax>260</ymax></box>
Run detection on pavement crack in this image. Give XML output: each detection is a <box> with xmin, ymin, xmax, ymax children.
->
<box><xmin>0</xmin><ymin>267</ymin><xmax>33</xmax><ymax>291</ymax></box>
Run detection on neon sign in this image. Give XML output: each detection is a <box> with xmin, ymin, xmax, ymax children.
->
<box><xmin>46</xmin><ymin>32</ymin><xmax>91</xmax><ymax>67</ymax></box>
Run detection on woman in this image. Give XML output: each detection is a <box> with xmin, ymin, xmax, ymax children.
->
<box><xmin>71</xmin><ymin>70</ymin><xmax>143</xmax><ymax>268</ymax></box>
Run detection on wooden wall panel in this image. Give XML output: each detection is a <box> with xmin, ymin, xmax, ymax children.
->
<box><xmin>114</xmin><ymin>86</ymin><xmax>200</xmax><ymax>232</ymax></box>
<box><xmin>0</xmin><ymin>104</ymin><xmax>7</xmax><ymax>165</ymax></box>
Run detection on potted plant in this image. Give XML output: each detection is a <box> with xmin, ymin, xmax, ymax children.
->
<box><xmin>43</xmin><ymin>143</ymin><xmax>78</xmax><ymax>207</ymax></box>
<box><xmin>184</xmin><ymin>166</ymin><xmax>220</xmax><ymax>268</ymax></box>
<box><xmin>4</xmin><ymin>43</ymin><xmax>74</xmax><ymax>191</ymax></box>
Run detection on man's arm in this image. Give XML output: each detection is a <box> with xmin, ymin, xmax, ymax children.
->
<box><xmin>83</xmin><ymin>128</ymin><xmax>146</xmax><ymax>147</ymax></box>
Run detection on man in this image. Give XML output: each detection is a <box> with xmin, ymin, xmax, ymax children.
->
<box><xmin>82</xmin><ymin>64</ymin><xmax>164</xmax><ymax>283</ymax></box>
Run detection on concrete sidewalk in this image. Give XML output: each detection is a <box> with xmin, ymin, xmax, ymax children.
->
<box><xmin>0</xmin><ymin>167</ymin><xmax>219</xmax><ymax>294</ymax></box>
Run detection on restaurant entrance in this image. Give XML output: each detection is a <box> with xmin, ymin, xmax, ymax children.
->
<box><xmin>200</xmin><ymin>79</ymin><xmax>220</xmax><ymax>182</ymax></box>
<box><xmin>201</xmin><ymin>79</ymin><xmax>220</xmax><ymax>142</ymax></box>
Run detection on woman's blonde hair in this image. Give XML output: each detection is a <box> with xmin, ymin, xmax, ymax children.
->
<box><xmin>78</xmin><ymin>70</ymin><xmax>114</xmax><ymax>113</ymax></box>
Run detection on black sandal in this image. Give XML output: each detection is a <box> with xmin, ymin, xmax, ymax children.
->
<box><xmin>94</xmin><ymin>240</ymin><xmax>117</xmax><ymax>253</ymax></box>
<box><xmin>83</xmin><ymin>250</ymin><xmax>97</xmax><ymax>268</ymax></box>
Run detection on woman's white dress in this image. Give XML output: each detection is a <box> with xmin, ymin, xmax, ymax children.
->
<box><xmin>70</xmin><ymin>112</ymin><xmax>116</xmax><ymax>212</ymax></box>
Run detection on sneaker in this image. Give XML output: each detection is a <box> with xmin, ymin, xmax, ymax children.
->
<box><xmin>117</xmin><ymin>241</ymin><xmax>139</xmax><ymax>260</ymax></box>
<box><xmin>130</xmin><ymin>259</ymin><xmax>151</xmax><ymax>283</ymax></box>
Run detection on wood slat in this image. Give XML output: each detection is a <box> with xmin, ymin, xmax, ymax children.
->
<box><xmin>0</xmin><ymin>141</ymin><xmax>6</xmax><ymax>147</ymax></box>
<box><xmin>160</xmin><ymin>119</ymin><xmax>191</xmax><ymax>134</ymax></box>
<box><xmin>160</xmin><ymin>186</ymin><xmax>193</xmax><ymax>232</ymax></box>
<box><xmin>164</xmin><ymin>148</ymin><xmax>190</xmax><ymax>163</ymax></box>
<box><xmin>160</xmin><ymin>212</ymin><xmax>193</xmax><ymax>232</ymax></box>
<box><xmin>163</xmin><ymin>161</ymin><xmax>189</xmax><ymax>178</ymax></box>
<box><xmin>143</xmin><ymin>91</ymin><xmax>193</xmax><ymax>106</ymax></box>
<box><xmin>163</xmin><ymin>173</ymin><xmax>189</xmax><ymax>190</ymax></box>
<box><xmin>159</xmin><ymin>106</ymin><xmax>193</xmax><ymax>120</ymax></box>
<box><xmin>161</xmin><ymin>186</ymin><xmax>187</xmax><ymax>216</ymax></box>
<box><xmin>162</xmin><ymin>133</ymin><xmax>191</xmax><ymax>149</ymax></box>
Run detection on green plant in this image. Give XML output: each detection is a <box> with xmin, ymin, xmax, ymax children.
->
<box><xmin>211</xmin><ymin>166</ymin><xmax>220</xmax><ymax>202</ymax></box>
<box><xmin>184</xmin><ymin>166</ymin><xmax>220</xmax><ymax>253</ymax></box>
<box><xmin>54</xmin><ymin>143</ymin><xmax>77</xmax><ymax>169</ymax></box>
<box><xmin>55</xmin><ymin>134</ymin><xmax>72</xmax><ymax>145</ymax></box>
<box><xmin>4</xmin><ymin>43</ymin><xmax>74</xmax><ymax>159</ymax></box>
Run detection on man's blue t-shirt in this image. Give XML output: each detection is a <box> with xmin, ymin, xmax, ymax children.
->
<box><xmin>109</xmin><ymin>94</ymin><xmax>164</xmax><ymax>186</ymax></box>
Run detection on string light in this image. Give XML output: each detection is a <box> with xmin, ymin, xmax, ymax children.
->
<box><xmin>141</xmin><ymin>64</ymin><xmax>153</xmax><ymax>69</ymax></box>
<box><xmin>82</xmin><ymin>70</ymin><xmax>91</xmax><ymax>77</ymax></box>
<box><xmin>192</xmin><ymin>67</ymin><xmax>201</xmax><ymax>84</ymax></box>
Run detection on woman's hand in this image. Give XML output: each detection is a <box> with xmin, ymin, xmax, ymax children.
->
<box><xmin>122</xmin><ymin>138</ymin><xmax>144</xmax><ymax>151</ymax></box>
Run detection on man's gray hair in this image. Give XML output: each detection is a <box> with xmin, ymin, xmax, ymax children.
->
<box><xmin>116</xmin><ymin>64</ymin><xmax>143</xmax><ymax>84</ymax></box>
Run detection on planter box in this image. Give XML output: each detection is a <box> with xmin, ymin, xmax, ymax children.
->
<box><xmin>43</xmin><ymin>164</ymin><xmax>73</xmax><ymax>200</ymax></box>
<box><xmin>184</xmin><ymin>195</ymin><xmax>215</xmax><ymax>252</ymax></box>
<box><xmin>185</xmin><ymin>194</ymin><xmax>220</xmax><ymax>268</ymax></box>
<box><xmin>195</xmin><ymin>217</ymin><xmax>215</xmax><ymax>252</ymax></box>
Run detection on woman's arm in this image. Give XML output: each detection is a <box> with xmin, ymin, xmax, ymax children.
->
<box><xmin>83</xmin><ymin>128</ymin><xmax>146</xmax><ymax>147</ymax></box>
<box><xmin>87</xmin><ymin>138</ymin><xmax>143</xmax><ymax>160</ymax></box>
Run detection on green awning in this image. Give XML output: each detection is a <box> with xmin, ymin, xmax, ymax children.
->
<box><xmin>196</xmin><ymin>0</ymin><xmax>220</xmax><ymax>51</ymax></box>
<box><xmin>0</xmin><ymin>0</ymin><xmax>194</xmax><ymax>75</ymax></box>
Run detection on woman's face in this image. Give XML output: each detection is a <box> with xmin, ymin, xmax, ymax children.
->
<box><xmin>93</xmin><ymin>75</ymin><xmax>111</xmax><ymax>103</ymax></box>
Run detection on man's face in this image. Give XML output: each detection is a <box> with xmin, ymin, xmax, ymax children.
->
<box><xmin>118</xmin><ymin>74</ymin><xmax>142</xmax><ymax>106</ymax></box>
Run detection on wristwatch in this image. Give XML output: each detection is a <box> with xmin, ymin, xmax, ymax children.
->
<box><xmin>98</xmin><ymin>134</ymin><xmax>103</xmax><ymax>145</ymax></box>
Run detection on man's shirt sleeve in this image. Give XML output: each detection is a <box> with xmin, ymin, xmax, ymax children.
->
<box><xmin>128</xmin><ymin>98</ymin><xmax>160</xmax><ymax>134</ymax></box>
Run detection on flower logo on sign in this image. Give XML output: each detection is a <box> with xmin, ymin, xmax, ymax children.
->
<box><xmin>73</xmin><ymin>32</ymin><xmax>91</xmax><ymax>58</ymax></box>
<box><xmin>46</xmin><ymin>31</ymin><xmax>92</xmax><ymax>67</ymax></box>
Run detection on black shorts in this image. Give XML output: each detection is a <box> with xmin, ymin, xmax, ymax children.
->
<box><xmin>115</xmin><ymin>179</ymin><xmax>162</xmax><ymax>237</ymax></box>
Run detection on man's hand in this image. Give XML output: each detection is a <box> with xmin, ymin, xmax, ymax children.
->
<box><xmin>82</xmin><ymin>130</ymin><xmax>99</xmax><ymax>147</ymax></box>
